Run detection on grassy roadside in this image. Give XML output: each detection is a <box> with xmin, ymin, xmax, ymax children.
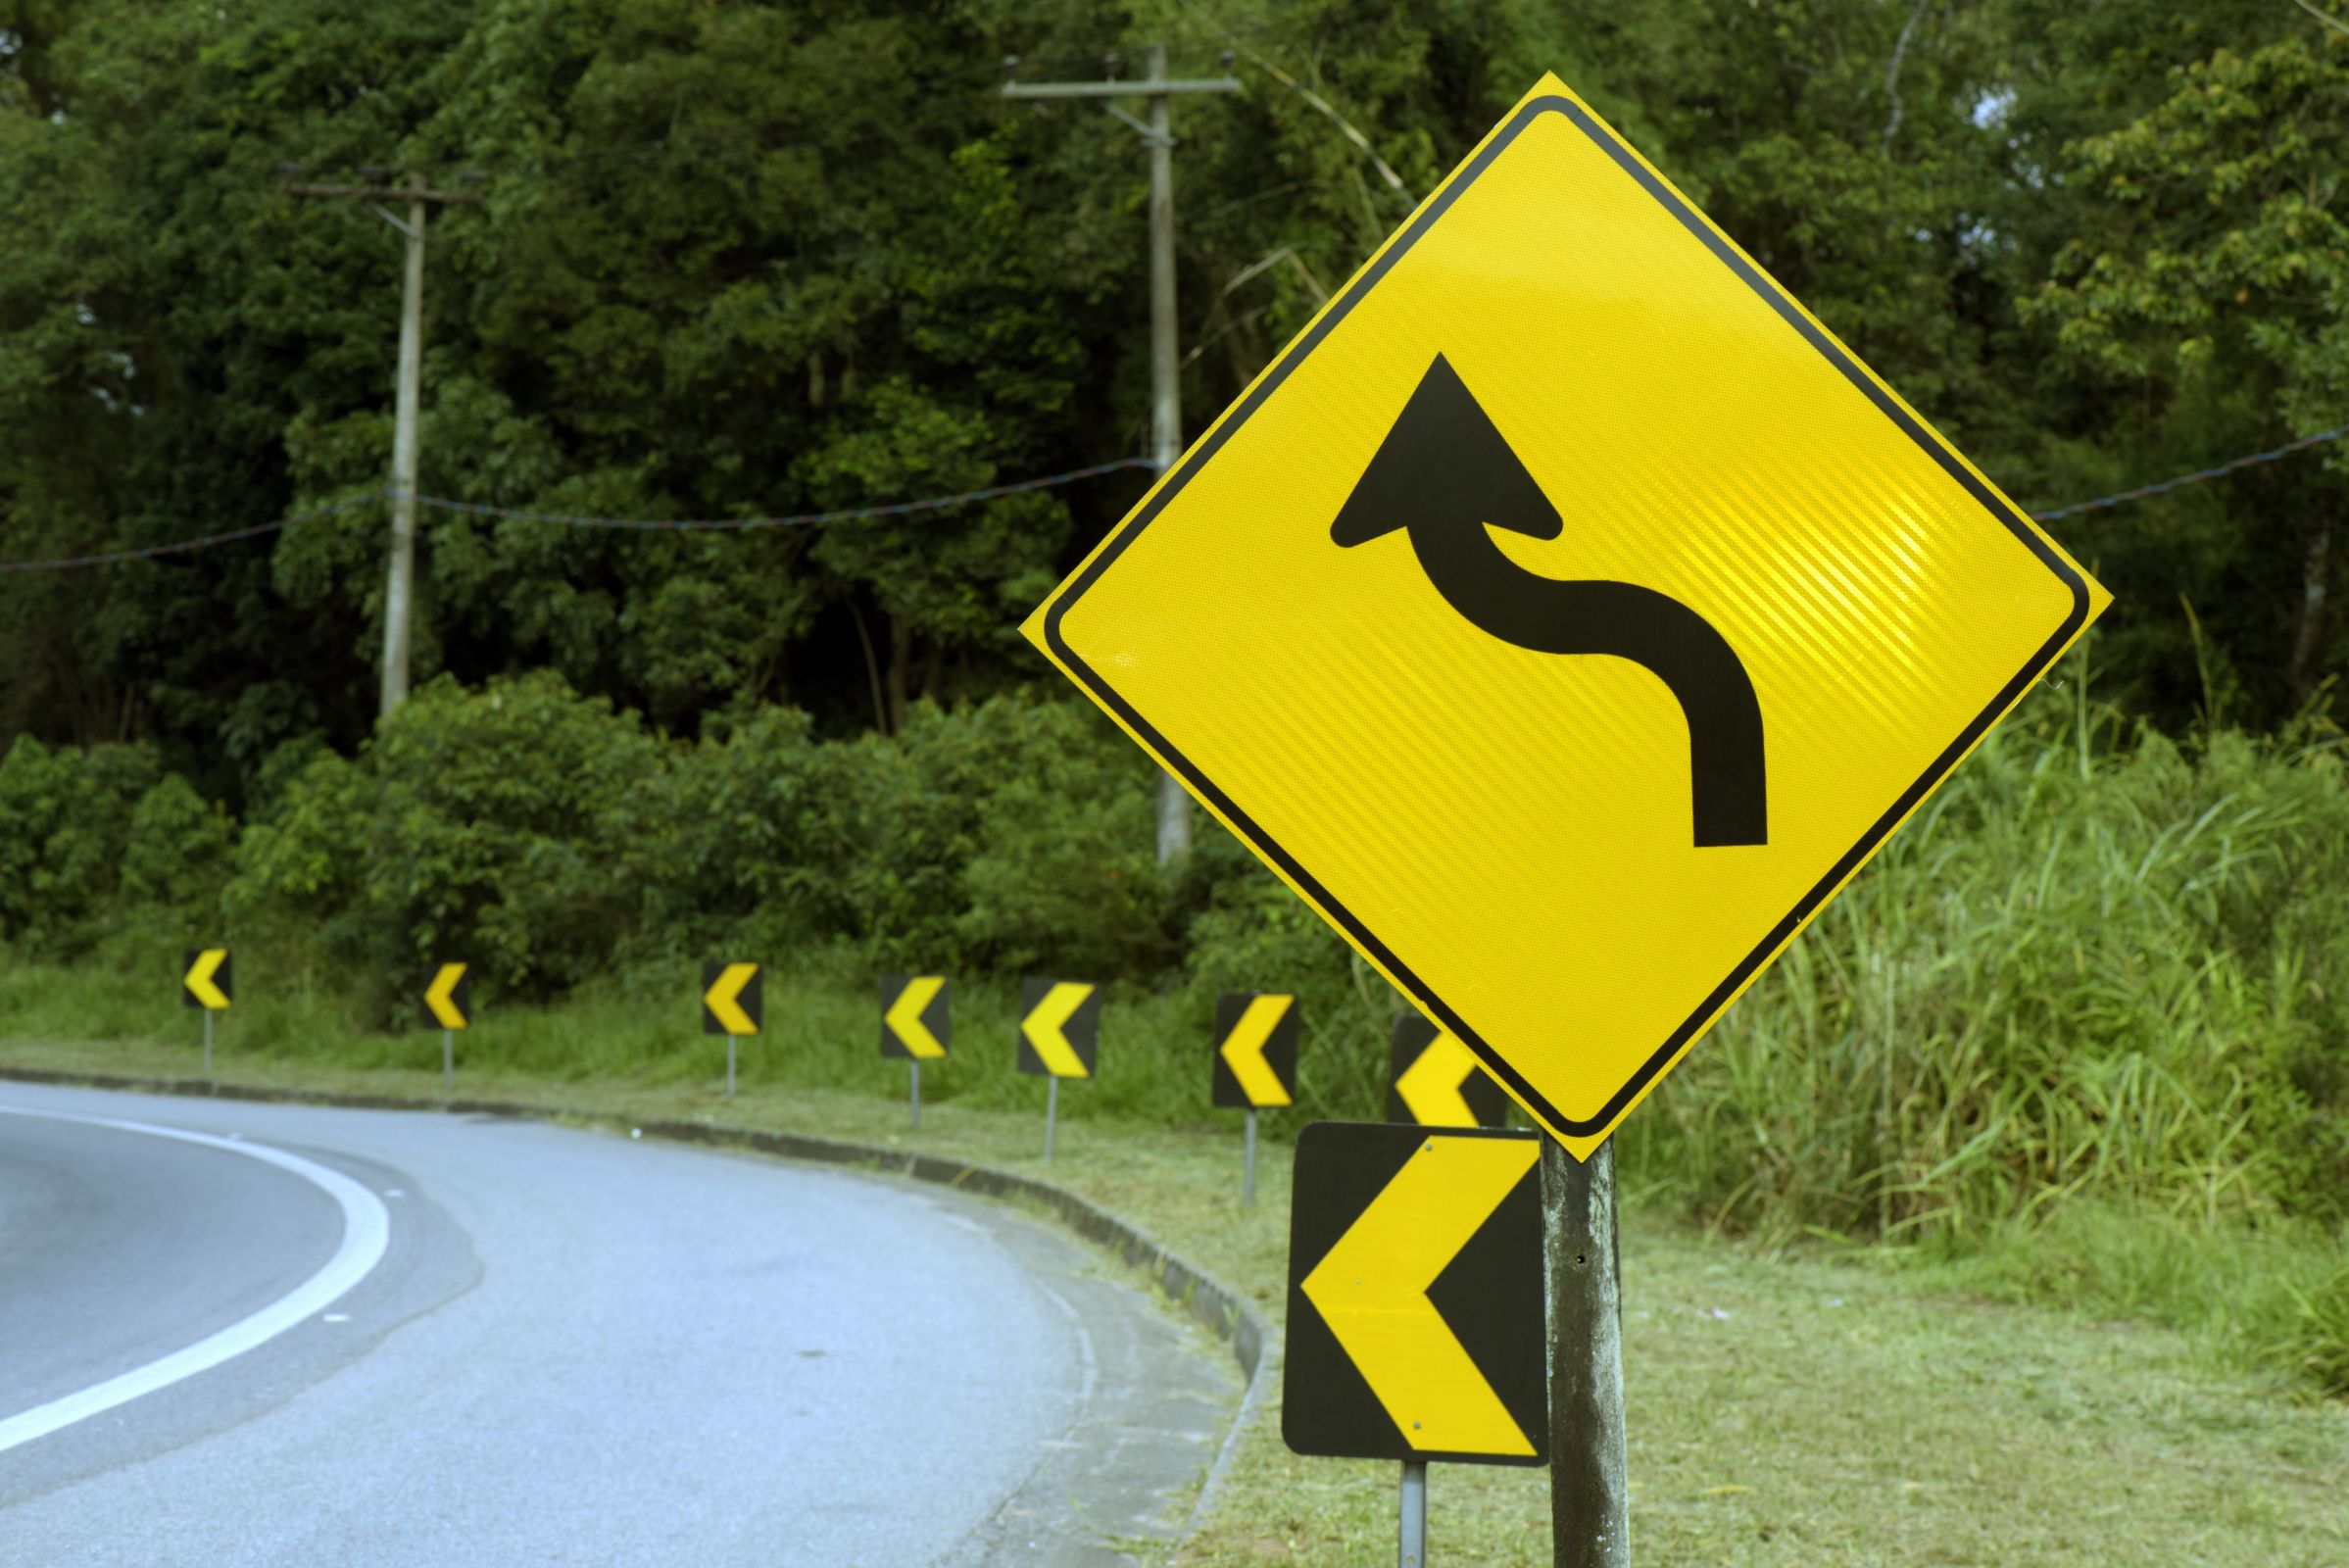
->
<box><xmin>4</xmin><ymin>1013</ymin><xmax>2345</xmax><ymax>1566</ymax></box>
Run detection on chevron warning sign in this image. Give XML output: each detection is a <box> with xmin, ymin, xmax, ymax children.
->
<box><xmin>1285</xmin><ymin>1121</ymin><xmax>1546</xmax><ymax>1464</ymax></box>
<box><xmin>1018</xmin><ymin>980</ymin><xmax>1098</xmax><ymax>1079</ymax></box>
<box><xmin>422</xmin><ymin>962</ymin><xmax>471</xmax><ymax>1030</ymax></box>
<box><xmin>1389</xmin><ymin>1016</ymin><xmax>1510</xmax><ymax>1128</ymax></box>
<box><xmin>881</xmin><ymin>975</ymin><xmax>950</xmax><ymax>1060</ymax></box>
<box><xmin>181</xmin><ymin>948</ymin><xmax>231</xmax><ymax>1010</ymax></box>
<box><xmin>1212</xmin><ymin>992</ymin><xmax>1297</xmax><ymax>1109</ymax></box>
<box><xmin>702</xmin><ymin>962</ymin><xmax>761</xmax><ymax>1036</ymax></box>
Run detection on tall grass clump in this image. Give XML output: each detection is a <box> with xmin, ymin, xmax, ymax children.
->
<box><xmin>1618</xmin><ymin>683</ymin><xmax>2349</xmax><ymax>1250</ymax></box>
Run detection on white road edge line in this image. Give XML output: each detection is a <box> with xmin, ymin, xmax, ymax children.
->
<box><xmin>0</xmin><ymin>1105</ymin><xmax>392</xmax><ymax>1454</ymax></box>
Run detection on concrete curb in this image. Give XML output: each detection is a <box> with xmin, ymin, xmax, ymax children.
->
<box><xmin>0</xmin><ymin>1064</ymin><xmax>1277</xmax><ymax>1540</ymax></box>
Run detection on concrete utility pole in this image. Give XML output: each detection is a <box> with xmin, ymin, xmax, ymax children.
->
<box><xmin>1003</xmin><ymin>46</ymin><xmax>1241</xmax><ymax>863</ymax></box>
<box><xmin>279</xmin><ymin>169</ymin><xmax>484</xmax><ymax>719</ymax></box>
<box><xmin>1542</xmin><ymin>1138</ymin><xmax>1631</xmax><ymax>1568</ymax></box>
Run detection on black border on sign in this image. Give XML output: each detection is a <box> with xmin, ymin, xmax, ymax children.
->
<box><xmin>1043</xmin><ymin>96</ymin><xmax>2091</xmax><ymax>1140</ymax></box>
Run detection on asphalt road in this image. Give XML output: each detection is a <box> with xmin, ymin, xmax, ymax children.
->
<box><xmin>0</xmin><ymin>1081</ymin><xmax>1235</xmax><ymax>1567</ymax></box>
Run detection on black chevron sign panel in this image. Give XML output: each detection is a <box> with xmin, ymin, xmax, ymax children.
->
<box><xmin>1388</xmin><ymin>1016</ymin><xmax>1510</xmax><ymax>1129</ymax></box>
<box><xmin>1284</xmin><ymin>1121</ymin><xmax>1546</xmax><ymax>1464</ymax></box>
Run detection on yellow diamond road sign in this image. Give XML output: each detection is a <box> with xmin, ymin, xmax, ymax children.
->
<box><xmin>1024</xmin><ymin>74</ymin><xmax>2108</xmax><ymax>1159</ymax></box>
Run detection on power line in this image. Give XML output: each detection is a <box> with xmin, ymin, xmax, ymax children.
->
<box><xmin>0</xmin><ymin>461</ymin><xmax>1153</xmax><ymax>571</ymax></box>
<box><xmin>2028</xmin><ymin>423</ymin><xmax>2348</xmax><ymax>521</ymax></box>
<box><xmin>396</xmin><ymin>458</ymin><xmax>1156</xmax><ymax>530</ymax></box>
<box><xmin>5</xmin><ymin>425</ymin><xmax>2344</xmax><ymax>573</ymax></box>
<box><xmin>0</xmin><ymin>497</ymin><xmax>379</xmax><ymax>572</ymax></box>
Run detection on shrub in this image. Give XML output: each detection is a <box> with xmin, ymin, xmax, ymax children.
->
<box><xmin>952</xmin><ymin>696</ymin><xmax>1178</xmax><ymax>977</ymax></box>
<box><xmin>0</xmin><ymin>736</ymin><xmax>165</xmax><ymax>953</ymax></box>
<box><xmin>121</xmin><ymin>774</ymin><xmax>235</xmax><ymax>914</ymax></box>
<box><xmin>1617</xmin><ymin>691</ymin><xmax>2349</xmax><ymax>1242</ymax></box>
<box><xmin>365</xmin><ymin>672</ymin><xmax>662</xmax><ymax>997</ymax></box>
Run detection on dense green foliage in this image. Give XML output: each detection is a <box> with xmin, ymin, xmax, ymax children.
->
<box><xmin>1</xmin><ymin>1</ymin><xmax>2343</xmax><ymax>780</ymax></box>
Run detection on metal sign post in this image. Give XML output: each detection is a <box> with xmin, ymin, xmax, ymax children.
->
<box><xmin>1542</xmin><ymin>1138</ymin><xmax>1628</xmax><ymax>1568</ymax></box>
<box><xmin>726</xmin><ymin>1037</ymin><xmax>737</xmax><ymax>1101</ymax></box>
<box><xmin>881</xmin><ymin>975</ymin><xmax>951</xmax><ymax>1130</ymax></box>
<box><xmin>442</xmin><ymin>1027</ymin><xmax>455</xmax><ymax>1090</ymax></box>
<box><xmin>1398</xmin><ymin>1460</ymin><xmax>1428</xmax><ymax>1568</ymax></box>
<box><xmin>203</xmin><ymin>1010</ymin><xmax>214</xmax><ymax>1077</ymax></box>
<box><xmin>1212</xmin><ymin>991</ymin><xmax>1297</xmax><ymax>1206</ymax></box>
<box><xmin>1244</xmin><ymin>1108</ymin><xmax>1258</xmax><ymax>1206</ymax></box>
<box><xmin>1044</xmin><ymin>1076</ymin><xmax>1059</xmax><ymax>1163</ymax></box>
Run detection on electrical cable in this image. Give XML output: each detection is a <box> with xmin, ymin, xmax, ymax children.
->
<box><xmin>0</xmin><ymin>460</ymin><xmax>1153</xmax><ymax>571</ymax></box>
<box><xmin>2028</xmin><ymin>424</ymin><xmax>2347</xmax><ymax>521</ymax></box>
<box><xmin>4</xmin><ymin>428</ymin><xmax>2343</xmax><ymax>572</ymax></box>
<box><xmin>391</xmin><ymin>459</ymin><xmax>1153</xmax><ymax>531</ymax></box>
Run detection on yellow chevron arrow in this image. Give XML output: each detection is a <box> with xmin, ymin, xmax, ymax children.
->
<box><xmin>884</xmin><ymin>975</ymin><xmax>947</xmax><ymax>1059</ymax></box>
<box><xmin>704</xmin><ymin>962</ymin><xmax>759</xmax><ymax>1035</ymax></box>
<box><xmin>424</xmin><ymin>962</ymin><xmax>468</xmax><ymax>1030</ymax></box>
<box><xmin>1218</xmin><ymin>994</ymin><xmax>1293</xmax><ymax>1106</ymax></box>
<box><xmin>183</xmin><ymin>948</ymin><xmax>230</xmax><ymax>1011</ymax></box>
<box><xmin>1395</xmin><ymin>1029</ymin><xmax>1487</xmax><ymax>1126</ymax></box>
<box><xmin>1021</xmin><ymin>982</ymin><xmax>1094</xmax><ymax>1078</ymax></box>
<box><xmin>1302</xmin><ymin>1134</ymin><xmax>1540</xmax><ymax>1456</ymax></box>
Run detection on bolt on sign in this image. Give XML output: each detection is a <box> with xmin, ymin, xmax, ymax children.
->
<box><xmin>1389</xmin><ymin>1017</ymin><xmax>1510</xmax><ymax>1129</ymax></box>
<box><xmin>880</xmin><ymin>975</ymin><xmax>950</xmax><ymax>1060</ymax></box>
<box><xmin>1212</xmin><ymin>992</ymin><xmax>1297</xmax><ymax>1109</ymax></box>
<box><xmin>1023</xmin><ymin>74</ymin><xmax>2108</xmax><ymax>1158</ymax></box>
<box><xmin>701</xmin><ymin>962</ymin><xmax>761</xmax><ymax>1036</ymax></box>
<box><xmin>1018</xmin><ymin>980</ymin><xmax>1099</xmax><ymax>1078</ymax></box>
<box><xmin>1285</xmin><ymin>1122</ymin><xmax>1546</xmax><ymax>1464</ymax></box>
<box><xmin>181</xmin><ymin>949</ymin><xmax>231</xmax><ymax>1010</ymax></box>
<box><xmin>422</xmin><ymin>963</ymin><xmax>471</xmax><ymax>1030</ymax></box>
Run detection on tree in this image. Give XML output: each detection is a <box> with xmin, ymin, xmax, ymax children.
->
<box><xmin>2028</xmin><ymin>29</ymin><xmax>2349</xmax><ymax>719</ymax></box>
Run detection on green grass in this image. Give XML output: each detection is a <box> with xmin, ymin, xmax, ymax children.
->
<box><xmin>5</xmin><ymin>981</ymin><xmax>2348</xmax><ymax>1566</ymax></box>
<box><xmin>7</xmin><ymin>941</ymin><xmax>2347</xmax><ymax>1401</ymax></box>
<box><xmin>0</xmin><ymin>942</ymin><xmax>1357</xmax><ymax>1132</ymax></box>
<box><xmin>1190</xmin><ymin>1225</ymin><xmax>2349</xmax><ymax>1568</ymax></box>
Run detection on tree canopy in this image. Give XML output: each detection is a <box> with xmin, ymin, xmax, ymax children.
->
<box><xmin>2</xmin><ymin>0</ymin><xmax>2343</xmax><ymax>800</ymax></box>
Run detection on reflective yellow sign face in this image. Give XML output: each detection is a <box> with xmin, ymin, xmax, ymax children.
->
<box><xmin>1024</xmin><ymin>75</ymin><xmax>2107</xmax><ymax>1158</ymax></box>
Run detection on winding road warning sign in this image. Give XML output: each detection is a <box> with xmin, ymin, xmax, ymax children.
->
<box><xmin>1024</xmin><ymin>73</ymin><xmax>2107</xmax><ymax>1157</ymax></box>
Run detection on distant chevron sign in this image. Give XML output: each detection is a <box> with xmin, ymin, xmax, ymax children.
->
<box><xmin>422</xmin><ymin>962</ymin><xmax>471</xmax><ymax>1030</ymax></box>
<box><xmin>1212</xmin><ymin>992</ymin><xmax>1297</xmax><ymax>1109</ymax></box>
<box><xmin>880</xmin><ymin>974</ymin><xmax>950</xmax><ymax>1060</ymax></box>
<box><xmin>701</xmin><ymin>962</ymin><xmax>761</xmax><ymax>1036</ymax></box>
<box><xmin>1388</xmin><ymin>1016</ymin><xmax>1509</xmax><ymax>1128</ymax></box>
<box><xmin>181</xmin><ymin>948</ymin><xmax>231</xmax><ymax>1011</ymax></box>
<box><xmin>1017</xmin><ymin>980</ymin><xmax>1098</xmax><ymax>1079</ymax></box>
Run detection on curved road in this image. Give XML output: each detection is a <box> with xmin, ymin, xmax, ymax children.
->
<box><xmin>0</xmin><ymin>1082</ymin><xmax>1235</xmax><ymax>1566</ymax></box>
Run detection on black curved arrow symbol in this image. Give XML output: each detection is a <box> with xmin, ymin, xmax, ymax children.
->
<box><xmin>1331</xmin><ymin>354</ymin><xmax>1767</xmax><ymax>848</ymax></box>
